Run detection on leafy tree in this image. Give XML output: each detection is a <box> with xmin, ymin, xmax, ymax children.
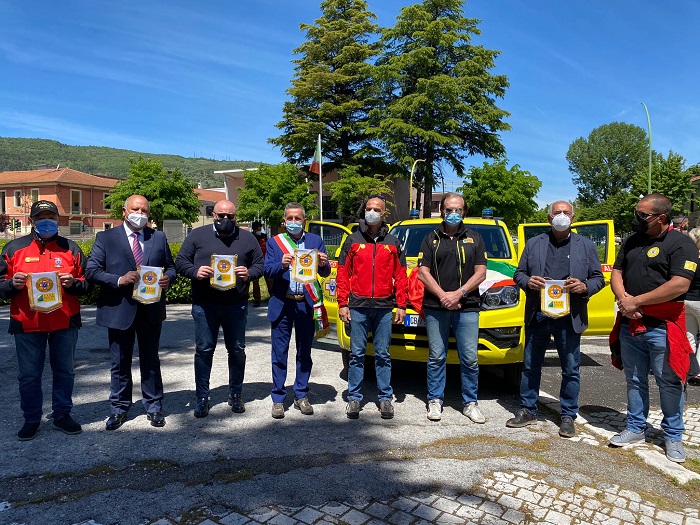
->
<box><xmin>574</xmin><ymin>192</ymin><xmax>635</xmax><ymax>236</ymax></box>
<box><xmin>630</xmin><ymin>150</ymin><xmax>692</xmax><ymax>215</ymax></box>
<box><xmin>525</xmin><ymin>206</ymin><xmax>549</xmax><ymax>224</ymax></box>
<box><xmin>371</xmin><ymin>0</ymin><xmax>510</xmax><ymax>217</ymax></box>
<box><xmin>269</xmin><ymin>0</ymin><xmax>383</xmax><ymax>174</ymax></box>
<box><xmin>566</xmin><ymin>122</ymin><xmax>648</xmax><ymax>206</ymax></box>
<box><xmin>237</xmin><ymin>163</ymin><xmax>318</xmax><ymax>227</ymax></box>
<box><xmin>457</xmin><ymin>160</ymin><xmax>540</xmax><ymax>229</ymax></box>
<box><xmin>326</xmin><ymin>165</ymin><xmax>393</xmax><ymax>223</ymax></box>
<box><xmin>104</xmin><ymin>157</ymin><xmax>201</xmax><ymax>228</ymax></box>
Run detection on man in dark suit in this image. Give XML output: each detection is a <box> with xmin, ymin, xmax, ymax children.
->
<box><xmin>264</xmin><ymin>202</ymin><xmax>330</xmax><ymax>419</ymax></box>
<box><xmin>508</xmin><ymin>200</ymin><xmax>604</xmax><ymax>437</ymax></box>
<box><xmin>86</xmin><ymin>194</ymin><xmax>177</xmax><ymax>430</ymax></box>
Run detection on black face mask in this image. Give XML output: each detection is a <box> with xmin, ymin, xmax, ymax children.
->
<box><xmin>631</xmin><ymin>216</ymin><xmax>649</xmax><ymax>234</ymax></box>
<box><xmin>214</xmin><ymin>217</ymin><xmax>235</xmax><ymax>235</ymax></box>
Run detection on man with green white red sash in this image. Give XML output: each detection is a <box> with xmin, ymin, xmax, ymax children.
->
<box><xmin>264</xmin><ymin>202</ymin><xmax>330</xmax><ymax>419</ymax></box>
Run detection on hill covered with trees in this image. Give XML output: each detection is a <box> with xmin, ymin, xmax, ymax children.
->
<box><xmin>0</xmin><ymin>137</ymin><xmax>259</xmax><ymax>188</ymax></box>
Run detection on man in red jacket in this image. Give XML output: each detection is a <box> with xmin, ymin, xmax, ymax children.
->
<box><xmin>336</xmin><ymin>196</ymin><xmax>408</xmax><ymax>420</ymax></box>
<box><xmin>0</xmin><ymin>200</ymin><xmax>91</xmax><ymax>441</ymax></box>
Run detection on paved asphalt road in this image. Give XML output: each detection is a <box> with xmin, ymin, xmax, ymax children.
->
<box><xmin>0</xmin><ymin>304</ymin><xmax>698</xmax><ymax>525</ymax></box>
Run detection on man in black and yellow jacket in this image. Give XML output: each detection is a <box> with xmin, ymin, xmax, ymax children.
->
<box><xmin>336</xmin><ymin>196</ymin><xmax>408</xmax><ymax>420</ymax></box>
<box><xmin>0</xmin><ymin>200</ymin><xmax>91</xmax><ymax>441</ymax></box>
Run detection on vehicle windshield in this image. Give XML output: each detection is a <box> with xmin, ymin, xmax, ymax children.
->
<box><xmin>390</xmin><ymin>223</ymin><xmax>512</xmax><ymax>260</ymax></box>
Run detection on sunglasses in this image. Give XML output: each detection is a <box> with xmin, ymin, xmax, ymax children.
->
<box><xmin>368</xmin><ymin>195</ymin><xmax>386</xmax><ymax>201</ymax></box>
<box><xmin>214</xmin><ymin>213</ymin><xmax>236</xmax><ymax>220</ymax></box>
<box><xmin>635</xmin><ymin>211</ymin><xmax>661</xmax><ymax>221</ymax></box>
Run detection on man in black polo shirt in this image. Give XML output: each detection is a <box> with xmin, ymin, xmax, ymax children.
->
<box><xmin>508</xmin><ymin>201</ymin><xmax>604</xmax><ymax>437</ymax></box>
<box><xmin>417</xmin><ymin>193</ymin><xmax>487</xmax><ymax>422</ymax></box>
<box><xmin>610</xmin><ymin>193</ymin><xmax>696</xmax><ymax>463</ymax></box>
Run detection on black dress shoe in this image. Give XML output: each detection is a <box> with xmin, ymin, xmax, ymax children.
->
<box><xmin>228</xmin><ymin>393</ymin><xmax>246</xmax><ymax>413</ymax></box>
<box><xmin>194</xmin><ymin>398</ymin><xmax>209</xmax><ymax>418</ymax></box>
<box><xmin>105</xmin><ymin>413</ymin><xmax>128</xmax><ymax>430</ymax></box>
<box><xmin>146</xmin><ymin>412</ymin><xmax>166</xmax><ymax>427</ymax></box>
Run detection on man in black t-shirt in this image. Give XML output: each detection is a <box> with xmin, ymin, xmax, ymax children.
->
<box><xmin>609</xmin><ymin>193</ymin><xmax>696</xmax><ymax>463</ymax></box>
<box><xmin>417</xmin><ymin>193</ymin><xmax>487</xmax><ymax>423</ymax></box>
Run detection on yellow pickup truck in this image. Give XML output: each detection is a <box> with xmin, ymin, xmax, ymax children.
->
<box><xmin>309</xmin><ymin>218</ymin><xmax>616</xmax><ymax>390</ymax></box>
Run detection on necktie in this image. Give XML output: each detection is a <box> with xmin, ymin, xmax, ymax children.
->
<box><xmin>131</xmin><ymin>232</ymin><xmax>143</xmax><ymax>267</ymax></box>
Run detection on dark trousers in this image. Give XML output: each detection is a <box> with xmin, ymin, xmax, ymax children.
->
<box><xmin>270</xmin><ymin>299</ymin><xmax>314</xmax><ymax>403</ymax></box>
<box><xmin>108</xmin><ymin>306</ymin><xmax>164</xmax><ymax>415</ymax></box>
<box><xmin>192</xmin><ymin>302</ymin><xmax>247</xmax><ymax>399</ymax></box>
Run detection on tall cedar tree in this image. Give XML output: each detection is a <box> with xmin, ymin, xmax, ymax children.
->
<box><xmin>371</xmin><ymin>0</ymin><xmax>510</xmax><ymax>217</ymax></box>
<box><xmin>269</xmin><ymin>0</ymin><xmax>383</xmax><ymax>175</ymax></box>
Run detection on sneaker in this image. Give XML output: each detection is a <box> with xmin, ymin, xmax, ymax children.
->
<box><xmin>229</xmin><ymin>393</ymin><xmax>246</xmax><ymax>413</ymax></box>
<box><xmin>664</xmin><ymin>440</ymin><xmax>686</xmax><ymax>463</ymax></box>
<box><xmin>17</xmin><ymin>422</ymin><xmax>40</xmax><ymax>441</ymax></box>
<box><xmin>462</xmin><ymin>402</ymin><xmax>486</xmax><ymax>424</ymax></box>
<box><xmin>559</xmin><ymin>416</ymin><xmax>575</xmax><ymax>438</ymax></box>
<box><xmin>427</xmin><ymin>399</ymin><xmax>442</xmax><ymax>421</ymax></box>
<box><xmin>194</xmin><ymin>398</ymin><xmax>209</xmax><ymax>418</ymax></box>
<box><xmin>52</xmin><ymin>415</ymin><xmax>82</xmax><ymax>435</ymax></box>
<box><xmin>346</xmin><ymin>400</ymin><xmax>361</xmax><ymax>419</ymax></box>
<box><xmin>506</xmin><ymin>408</ymin><xmax>537</xmax><ymax>428</ymax></box>
<box><xmin>293</xmin><ymin>397</ymin><xmax>314</xmax><ymax>415</ymax></box>
<box><xmin>609</xmin><ymin>429</ymin><xmax>645</xmax><ymax>447</ymax></box>
<box><xmin>271</xmin><ymin>402</ymin><xmax>285</xmax><ymax>419</ymax></box>
<box><xmin>379</xmin><ymin>400</ymin><xmax>394</xmax><ymax>419</ymax></box>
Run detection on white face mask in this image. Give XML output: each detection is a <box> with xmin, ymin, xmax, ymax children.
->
<box><xmin>365</xmin><ymin>210</ymin><xmax>382</xmax><ymax>226</ymax></box>
<box><xmin>127</xmin><ymin>213</ymin><xmax>148</xmax><ymax>230</ymax></box>
<box><xmin>551</xmin><ymin>212</ymin><xmax>571</xmax><ymax>232</ymax></box>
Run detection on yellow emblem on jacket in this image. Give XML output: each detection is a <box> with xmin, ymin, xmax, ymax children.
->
<box><xmin>647</xmin><ymin>247</ymin><xmax>659</xmax><ymax>258</ymax></box>
<box><xmin>685</xmin><ymin>260</ymin><xmax>698</xmax><ymax>271</ymax></box>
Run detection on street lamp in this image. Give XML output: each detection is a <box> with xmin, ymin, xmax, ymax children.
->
<box><xmin>409</xmin><ymin>159</ymin><xmax>425</xmax><ymax>215</ymax></box>
<box><xmin>641</xmin><ymin>102</ymin><xmax>652</xmax><ymax>195</ymax></box>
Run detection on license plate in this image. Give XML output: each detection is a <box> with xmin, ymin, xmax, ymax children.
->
<box><xmin>404</xmin><ymin>314</ymin><xmax>426</xmax><ymax>328</ymax></box>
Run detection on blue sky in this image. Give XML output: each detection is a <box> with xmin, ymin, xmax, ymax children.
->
<box><xmin>1</xmin><ymin>1</ymin><xmax>698</xmax><ymax>207</ymax></box>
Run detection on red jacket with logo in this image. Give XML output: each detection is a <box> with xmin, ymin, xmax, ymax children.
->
<box><xmin>0</xmin><ymin>233</ymin><xmax>90</xmax><ymax>333</ymax></box>
<box><xmin>336</xmin><ymin>222</ymin><xmax>408</xmax><ymax>310</ymax></box>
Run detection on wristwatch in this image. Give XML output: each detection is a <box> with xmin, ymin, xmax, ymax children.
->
<box><xmin>461</xmin><ymin>287</ymin><xmax>468</xmax><ymax>298</ymax></box>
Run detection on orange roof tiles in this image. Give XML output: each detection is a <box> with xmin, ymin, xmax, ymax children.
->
<box><xmin>0</xmin><ymin>168</ymin><xmax>120</xmax><ymax>188</ymax></box>
<box><xmin>195</xmin><ymin>188</ymin><xmax>226</xmax><ymax>202</ymax></box>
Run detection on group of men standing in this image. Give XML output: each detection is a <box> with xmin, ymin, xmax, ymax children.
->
<box><xmin>1</xmin><ymin>192</ymin><xmax>696</xmax><ymax>465</ymax></box>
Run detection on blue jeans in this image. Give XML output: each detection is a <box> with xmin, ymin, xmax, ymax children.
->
<box><xmin>620</xmin><ymin>324</ymin><xmax>685</xmax><ymax>441</ymax></box>
<box><xmin>520</xmin><ymin>313</ymin><xmax>581</xmax><ymax>418</ymax></box>
<box><xmin>15</xmin><ymin>327</ymin><xmax>79</xmax><ymax>423</ymax></box>
<box><xmin>348</xmin><ymin>307</ymin><xmax>393</xmax><ymax>402</ymax></box>
<box><xmin>192</xmin><ymin>302</ymin><xmax>247</xmax><ymax>399</ymax></box>
<box><xmin>424</xmin><ymin>308</ymin><xmax>479</xmax><ymax>405</ymax></box>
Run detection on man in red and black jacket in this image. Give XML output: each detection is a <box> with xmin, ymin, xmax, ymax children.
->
<box><xmin>0</xmin><ymin>200</ymin><xmax>91</xmax><ymax>441</ymax></box>
<box><xmin>336</xmin><ymin>196</ymin><xmax>408</xmax><ymax>420</ymax></box>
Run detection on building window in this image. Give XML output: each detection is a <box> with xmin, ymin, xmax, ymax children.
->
<box><xmin>69</xmin><ymin>221</ymin><xmax>82</xmax><ymax>235</ymax></box>
<box><xmin>104</xmin><ymin>223</ymin><xmax>113</xmax><ymax>230</ymax></box>
<box><xmin>322</xmin><ymin>196</ymin><xmax>338</xmax><ymax>221</ymax></box>
<box><xmin>30</xmin><ymin>188</ymin><xmax>39</xmax><ymax>203</ymax></box>
<box><xmin>0</xmin><ymin>191</ymin><xmax>5</xmax><ymax>213</ymax></box>
<box><xmin>14</xmin><ymin>190</ymin><xmax>22</xmax><ymax>207</ymax></box>
<box><xmin>103</xmin><ymin>193</ymin><xmax>111</xmax><ymax>211</ymax></box>
<box><xmin>71</xmin><ymin>190</ymin><xmax>81</xmax><ymax>214</ymax></box>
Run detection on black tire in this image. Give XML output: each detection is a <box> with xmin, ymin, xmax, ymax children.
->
<box><xmin>503</xmin><ymin>362</ymin><xmax>523</xmax><ymax>393</ymax></box>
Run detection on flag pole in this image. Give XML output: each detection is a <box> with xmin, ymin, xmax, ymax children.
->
<box><xmin>317</xmin><ymin>134</ymin><xmax>323</xmax><ymax>220</ymax></box>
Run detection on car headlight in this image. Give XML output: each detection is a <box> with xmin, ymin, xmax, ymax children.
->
<box><xmin>481</xmin><ymin>285</ymin><xmax>519</xmax><ymax>310</ymax></box>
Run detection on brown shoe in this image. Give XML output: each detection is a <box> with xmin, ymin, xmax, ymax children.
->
<box><xmin>271</xmin><ymin>402</ymin><xmax>285</xmax><ymax>419</ymax></box>
<box><xmin>293</xmin><ymin>397</ymin><xmax>314</xmax><ymax>415</ymax></box>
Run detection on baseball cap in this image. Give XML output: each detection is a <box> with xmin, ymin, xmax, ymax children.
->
<box><xmin>30</xmin><ymin>200</ymin><xmax>59</xmax><ymax>218</ymax></box>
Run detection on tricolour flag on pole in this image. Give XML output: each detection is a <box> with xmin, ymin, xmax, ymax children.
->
<box><xmin>309</xmin><ymin>135</ymin><xmax>322</xmax><ymax>175</ymax></box>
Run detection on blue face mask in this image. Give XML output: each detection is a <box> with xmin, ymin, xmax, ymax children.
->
<box><xmin>34</xmin><ymin>218</ymin><xmax>59</xmax><ymax>238</ymax></box>
<box><xmin>286</xmin><ymin>221</ymin><xmax>303</xmax><ymax>235</ymax></box>
<box><xmin>444</xmin><ymin>213</ymin><xmax>462</xmax><ymax>226</ymax></box>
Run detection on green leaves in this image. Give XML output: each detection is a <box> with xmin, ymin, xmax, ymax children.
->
<box><xmin>105</xmin><ymin>157</ymin><xmax>200</xmax><ymax>228</ymax></box>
